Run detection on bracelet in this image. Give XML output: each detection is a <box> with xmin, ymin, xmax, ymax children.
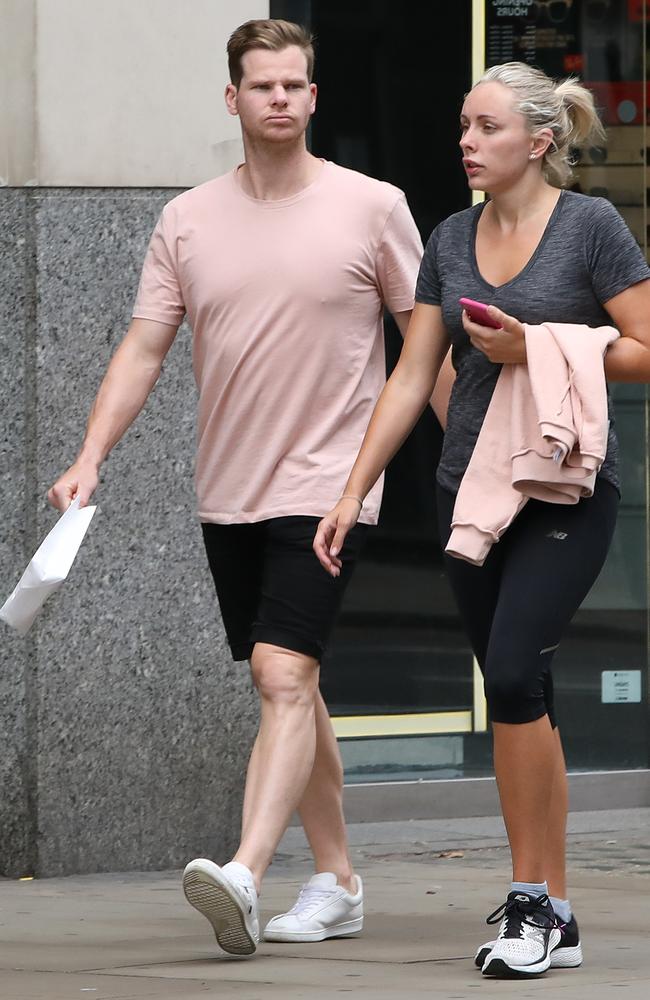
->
<box><xmin>340</xmin><ymin>494</ymin><xmax>363</xmax><ymax>509</ymax></box>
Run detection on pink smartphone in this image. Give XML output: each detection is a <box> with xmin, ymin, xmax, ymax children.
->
<box><xmin>459</xmin><ymin>297</ymin><xmax>502</xmax><ymax>329</ymax></box>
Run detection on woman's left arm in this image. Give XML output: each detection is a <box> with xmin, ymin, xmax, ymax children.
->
<box><xmin>603</xmin><ymin>279</ymin><xmax>650</xmax><ymax>382</ymax></box>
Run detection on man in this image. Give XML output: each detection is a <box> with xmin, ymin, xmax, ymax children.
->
<box><xmin>48</xmin><ymin>18</ymin><xmax>422</xmax><ymax>956</ymax></box>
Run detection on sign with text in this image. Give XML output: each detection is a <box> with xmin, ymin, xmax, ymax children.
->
<box><xmin>601</xmin><ymin>670</ymin><xmax>642</xmax><ymax>704</ymax></box>
<box><xmin>486</xmin><ymin>0</ymin><xmax>580</xmax><ymax>76</ymax></box>
<box><xmin>485</xmin><ymin>1</ymin><xmax>648</xmax><ymax>123</ymax></box>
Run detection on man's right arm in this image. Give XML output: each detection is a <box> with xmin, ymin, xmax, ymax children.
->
<box><xmin>48</xmin><ymin>318</ymin><xmax>180</xmax><ymax>510</ymax></box>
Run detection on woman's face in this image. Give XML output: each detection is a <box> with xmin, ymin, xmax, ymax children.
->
<box><xmin>459</xmin><ymin>81</ymin><xmax>543</xmax><ymax>195</ymax></box>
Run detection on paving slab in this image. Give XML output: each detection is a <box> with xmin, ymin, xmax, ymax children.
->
<box><xmin>1</xmin><ymin>810</ymin><xmax>649</xmax><ymax>999</ymax></box>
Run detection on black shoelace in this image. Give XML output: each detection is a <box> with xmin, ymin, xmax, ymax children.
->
<box><xmin>486</xmin><ymin>893</ymin><xmax>556</xmax><ymax>937</ymax></box>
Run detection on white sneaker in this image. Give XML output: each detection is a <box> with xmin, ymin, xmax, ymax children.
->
<box><xmin>263</xmin><ymin>872</ymin><xmax>363</xmax><ymax>943</ymax></box>
<box><xmin>475</xmin><ymin>911</ymin><xmax>583</xmax><ymax>970</ymax></box>
<box><xmin>182</xmin><ymin>858</ymin><xmax>259</xmax><ymax>955</ymax></box>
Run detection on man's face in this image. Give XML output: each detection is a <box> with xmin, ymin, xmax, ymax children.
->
<box><xmin>225</xmin><ymin>46</ymin><xmax>317</xmax><ymax>144</ymax></box>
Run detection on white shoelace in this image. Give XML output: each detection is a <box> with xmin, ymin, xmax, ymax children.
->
<box><xmin>497</xmin><ymin>913</ymin><xmax>544</xmax><ymax>943</ymax></box>
<box><xmin>287</xmin><ymin>884</ymin><xmax>337</xmax><ymax>917</ymax></box>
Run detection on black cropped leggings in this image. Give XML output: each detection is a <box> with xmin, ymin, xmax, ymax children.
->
<box><xmin>436</xmin><ymin>478</ymin><xmax>619</xmax><ymax>727</ymax></box>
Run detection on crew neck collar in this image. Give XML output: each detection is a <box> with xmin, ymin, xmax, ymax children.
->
<box><xmin>231</xmin><ymin>159</ymin><xmax>329</xmax><ymax>208</ymax></box>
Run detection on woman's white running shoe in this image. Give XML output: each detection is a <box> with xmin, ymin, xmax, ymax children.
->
<box><xmin>481</xmin><ymin>891</ymin><xmax>561</xmax><ymax>977</ymax></box>
<box><xmin>475</xmin><ymin>911</ymin><xmax>582</xmax><ymax>970</ymax></box>
<box><xmin>182</xmin><ymin>858</ymin><xmax>259</xmax><ymax>955</ymax></box>
<box><xmin>263</xmin><ymin>872</ymin><xmax>363</xmax><ymax>943</ymax></box>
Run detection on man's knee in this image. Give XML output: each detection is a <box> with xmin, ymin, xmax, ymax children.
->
<box><xmin>250</xmin><ymin>644</ymin><xmax>319</xmax><ymax>707</ymax></box>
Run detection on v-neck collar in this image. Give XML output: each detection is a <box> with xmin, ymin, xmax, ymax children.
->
<box><xmin>470</xmin><ymin>190</ymin><xmax>566</xmax><ymax>292</ymax></box>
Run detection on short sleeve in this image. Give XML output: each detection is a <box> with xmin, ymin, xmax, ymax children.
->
<box><xmin>132</xmin><ymin>205</ymin><xmax>186</xmax><ymax>327</ymax></box>
<box><xmin>415</xmin><ymin>226</ymin><xmax>442</xmax><ymax>305</ymax></box>
<box><xmin>375</xmin><ymin>195</ymin><xmax>423</xmax><ymax>313</ymax></box>
<box><xmin>586</xmin><ymin>197</ymin><xmax>650</xmax><ymax>303</ymax></box>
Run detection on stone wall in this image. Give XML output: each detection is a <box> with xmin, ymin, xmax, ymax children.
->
<box><xmin>0</xmin><ymin>189</ymin><xmax>258</xmax><ymax>876</ymax></box>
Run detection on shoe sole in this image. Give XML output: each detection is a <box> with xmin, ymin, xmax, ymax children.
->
<box><xmin>550</xmin><ymin>943</ymin><xmax>583</xmax><ymax>968</ymax></box>
<box><xmin>476</xmin><ymin>940</ymin><xmax>583</xmax><ymax>971</ymax></box>
<box><xmin>482</xmin><ymin>928</ymin><xmax>562</xmax><ymax>977</ymax></box>
<box><xmin>483</xmin><ymin>956</ymin><xmax>549</xmax><ymax>978</ymax></box>
<box><xmin>183</xmin><ymin>861</ymin><xmax>257</xmax><ymax>956</ymax></box>
<box><xmin>475</xmin><ymin>946</ymin><xmax>491</xmax><ymax>969</ymax></box>
<box><xmin>263</xmin><ymin>917</ymin><xmax>363</xmax><ymax>943</ymax></box>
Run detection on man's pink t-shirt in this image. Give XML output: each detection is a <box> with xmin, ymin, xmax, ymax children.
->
<box><xmin>132</xmin><ymin>161</ymin><xmax>422</xmax><ymax>524</ymax></box>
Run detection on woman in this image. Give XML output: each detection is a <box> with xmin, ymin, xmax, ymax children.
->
<box><xmin>313</xmin><ymin>62</ymin><xmax>650</xmax><ymax>978</ymax></box>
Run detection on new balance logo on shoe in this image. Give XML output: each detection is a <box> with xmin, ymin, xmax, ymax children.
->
<box><xmin>546</xmin><ymin>529</ymin><xmax>568</xmax><ymax>540</ymax></box>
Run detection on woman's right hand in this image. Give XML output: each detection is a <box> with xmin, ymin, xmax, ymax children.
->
<box><xmin>313</xmin><ymin>498</ymin><xmax>362</xmax><ymax>577</ymax></box>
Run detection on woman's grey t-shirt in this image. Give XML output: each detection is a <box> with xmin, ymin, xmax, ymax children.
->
<box><xmin>415</xmin><ymin>191</ymin><xmax>650</xmax><ymax>495</ymax></box>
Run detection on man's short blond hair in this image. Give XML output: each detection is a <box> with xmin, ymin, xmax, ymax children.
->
<box><xmin>227</xmin><ymin>18</ymin><xmax>315</xmax><ymax>88</ymax></box>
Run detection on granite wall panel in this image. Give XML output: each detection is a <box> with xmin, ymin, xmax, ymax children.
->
<box><xmin>0</xmin><ymin>189</ymin><xmax>258</xmax><ymax>876</ymax></box>
<box><xmin>0</xmin><ymin>190</ymin><xmax>34</xmax><ymax>877</ymax></box>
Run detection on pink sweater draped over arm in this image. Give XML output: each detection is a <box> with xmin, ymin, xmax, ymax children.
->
<box><xmin>445</xmin><ymin>322</ymin><xmax>619</xmax><ymax>567</ymax></box>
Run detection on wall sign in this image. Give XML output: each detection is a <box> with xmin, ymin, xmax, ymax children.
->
<box><xmin>485</xmin><ymin>0</ymin><xmax>648</xmax><ymax>125</ymax></box>
<box><xmin>601</xmin><ymin>670</ymin><xmax>642</xmax><ymax>703</ymax></box>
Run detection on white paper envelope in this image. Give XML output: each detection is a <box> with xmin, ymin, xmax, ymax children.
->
<box><xmin>0</xmin><ymin>498</ymin><xmax>98</xmax><ymax>636</ymax></box>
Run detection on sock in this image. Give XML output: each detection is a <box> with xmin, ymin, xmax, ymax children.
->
<box><xmin>511</xmin><ymin>880</ymin><xmax>548</xmax><ymax>899</ymax></box>
<box><xmin>550</xmin><ymin>896</ymin><xmax>572</xmax><ymax>923</ymax></box>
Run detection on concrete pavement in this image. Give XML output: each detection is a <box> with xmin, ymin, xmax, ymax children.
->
<box><xmin>1</xmin><ymin>808</ymin><xmax>649</xmax><ymax>999</ymax></box>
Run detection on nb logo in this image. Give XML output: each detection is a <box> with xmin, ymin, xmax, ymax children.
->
<box><xmin>546</xmin><ymin>529</ymin><xmax>568</xmax><ymax>540</ymax></box>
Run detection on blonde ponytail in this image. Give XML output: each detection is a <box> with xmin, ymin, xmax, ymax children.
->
<box><xmin>479</xmin><ymin>63</ymin><xmax>606</xmax><ymax>187</ymax></box>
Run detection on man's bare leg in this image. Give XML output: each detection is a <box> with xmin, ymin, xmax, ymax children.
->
<box><xmin>242</xmin><ymin>670</ymin><xmax>355</xmax><ymax>891</ymax></box>
<box><xmin>182</xmin><ymin>647</ymin><xmax>347</xmax><ymax>952</ymax></box>
<box><xmin>297</xmin><ymin>690</ymin><xmax>355</xmax><ymax>891</ymax></box>
<box><xmin>233</xmin><ymin>643</ymin><xmax>320</xmax><ymax>892</ymax></box>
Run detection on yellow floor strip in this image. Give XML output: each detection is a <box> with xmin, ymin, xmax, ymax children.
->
<box><xmin>472</xmin><ymin>0</ymin><xmax>486</xmax><ymax>208</ymax></box>
<box><xmin>332</xmin><ymin>711</ymin><xmax>473</xmax><ymax>739</ymax></box>
<box><xmin>472</xmin><ymin>0</ymin><xmax>485</xmax><ymax>86</ymax></box>
<box><xmin>473</xmin><ymin>657</ymin><xmax>488</xmax><ymax>732</ymax></box>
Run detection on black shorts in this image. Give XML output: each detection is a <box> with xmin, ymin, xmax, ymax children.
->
<box><xmin>202</xmin><ymin>516</ymin><xmax>368</xmax><ymax>662</ymax></box>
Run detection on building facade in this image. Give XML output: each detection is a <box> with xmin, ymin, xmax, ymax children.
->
<box><xmin>0</xmin><ymin>0</ymin><xmax>648</xmax><ymax>877</ymax></box>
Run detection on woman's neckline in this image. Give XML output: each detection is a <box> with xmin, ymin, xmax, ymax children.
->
<box><xmin>470</xmin><ymin>189</ymin><xmax>567</xmax><ymax>292</ymax></box>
